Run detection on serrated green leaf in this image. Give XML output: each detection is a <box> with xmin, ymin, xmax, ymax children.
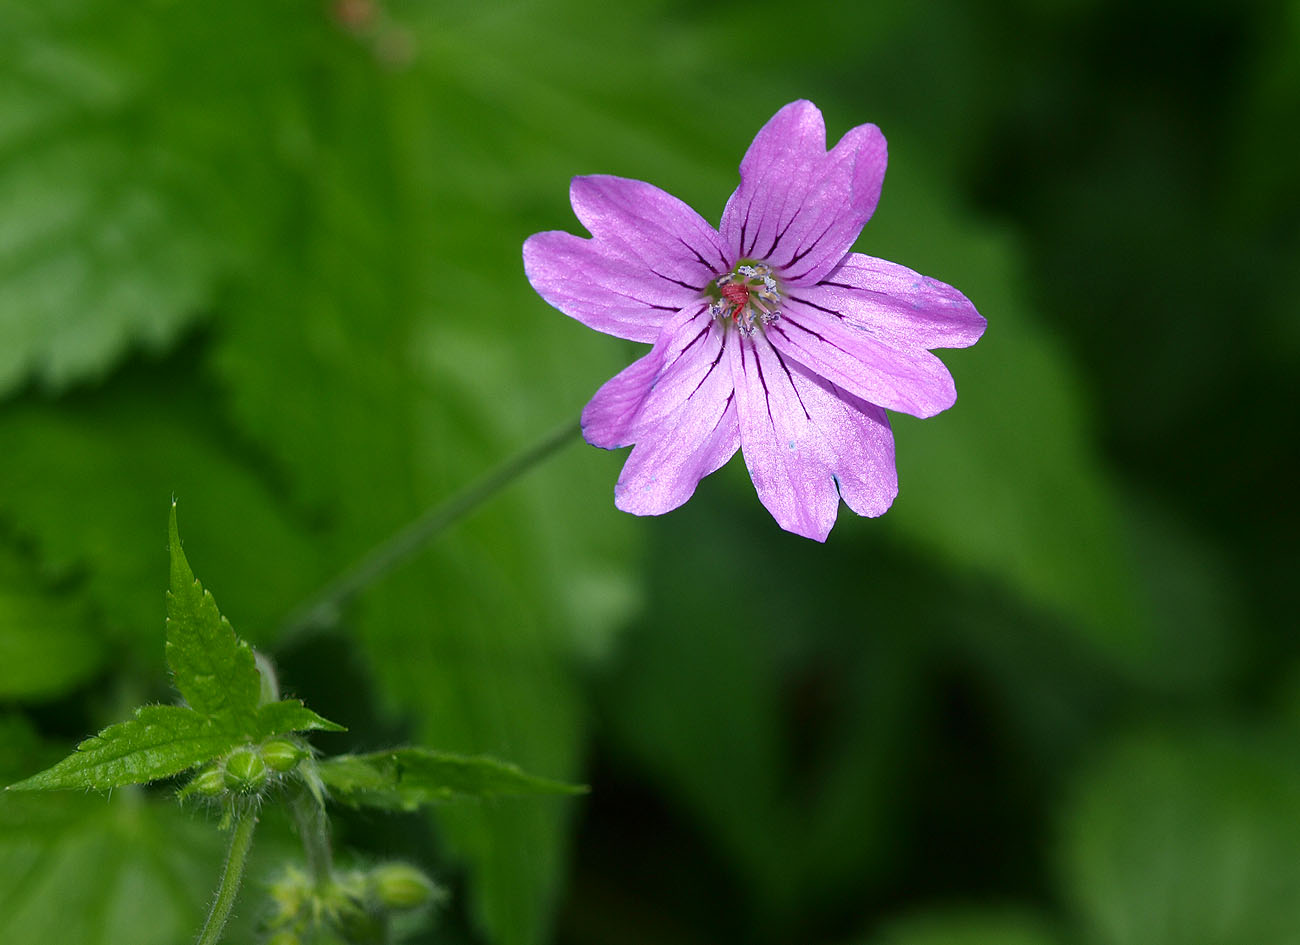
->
<box><xmin>255</xmin><ymin>700</ymin><xmax>344</xmax><ymax>738</ymax></box>
<box><xmin>0</xmin><ymin>2</ymin><xmax>224</xmax><ymax>397</ymax></box>
<box><xmin>164</xmin><ymin>503</ymin><xmax>261</xmax><ymax>729</ymax></box>
<box><xmin>6</xmin><ymin>705</ymin><xmax>243</xmax><ymax>792</ymax></box>
<box><xmin>317</xmin><ymin>749</ymin><xmax>585</xmax><ymax>811</ymax></box>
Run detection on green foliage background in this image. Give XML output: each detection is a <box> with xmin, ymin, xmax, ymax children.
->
<box><xmin>0</xmin><ymin>0</ymin><xmax>1295</xmax><ymax>944</ymax></box>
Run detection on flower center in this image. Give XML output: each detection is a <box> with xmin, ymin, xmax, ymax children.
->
<box><xmin>708</xmin><ymin>262</ymin><xmax>782</xmax><ymax>336</ymax></box>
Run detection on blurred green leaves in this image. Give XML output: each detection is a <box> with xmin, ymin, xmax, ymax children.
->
<box><xmin>0</xmin><ymin>2</ymin><xmax>223</xmax><ymax>396</ymax></box>
<box><xmin>0</xmin><ymin>545</ymin><xmax>104</xmax><ymax>700</ymax></box>
<box><xmin>317</xmin><ymin>749</ymin><xmax>586</xmax><ymax>810</ymax></box>
<box><xmin>868</xmin><ymin>910</ymin><xmax>1059</xmax><ymax>945</ymax></box>
<box><xmin>864</xmin><ymin>159</ymin><xmax>1152</xmax><ymax>672</ymax></box>
<box><xmin>0</xmin><ymin>792</ymin><xmax>226</xmax><ymax>945</ymax></box>
<box><xmin>1061</xmin><ymin>730</ymin><xmax>1300</xmax><ymax>945</ymax></box>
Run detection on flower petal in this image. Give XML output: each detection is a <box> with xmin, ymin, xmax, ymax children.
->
<box><xmin>733</xmin><ymin>333</ymin><xmax>897</xmax><ymax>541</ymax></box>
<box><xmin>719</xmin><ymin>101</ymin><xmax>887</xmax><ymax>286</ymax></box>
<box><xmin>610</xmin><ymin>311</ymin><xmax>740</xmax><ymax>516</ymax></box>
<box><xmin>766</xmin><ymin>295</ymin><xmax>960</xmax><ymax>419</ymax></box>
<box><xmin>808</xmin><ymin>252</ymin><xmax>986</xmax><ymax>349</ymax></box>
<box><xmin>581</xmin><ymin>304</ymin><xmax>701</xmax><ymax>448</ymax></box>
<box><xmin>524</xmin><ymin>175</ymin><xmax>726</xmax><ymax>344</ymax></box>
<box><xmin>569</xmin><ymin>175</ymin><xmax>731</xmax><ymax>290</ymax></box>
<box><xmin>524</xmin><ymin>230</ymin><xmax>678</xmax><ymax>343</ymax></box>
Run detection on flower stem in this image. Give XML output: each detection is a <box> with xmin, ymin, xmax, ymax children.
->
<box><xmin>277</xmin><ymin>418</ymin><xmax>580</xmax><ymax>643</ymax></box>
<box><xmin>291</xmin><ymin>788</ymin><xmax>334</xmax><ymax>887</ymax></box>
<box><xmin>195</xmin><ymin>806</ymin><xmax>258</xmax><ymax>945</ymax></box>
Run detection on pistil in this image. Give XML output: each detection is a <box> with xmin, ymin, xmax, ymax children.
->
<box><xmin>708</xmin><ymin>262</ymin><xmax>782</xmax><ymax>336</ymax></box>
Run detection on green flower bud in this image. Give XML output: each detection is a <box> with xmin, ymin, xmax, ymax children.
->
<box><xmin>188</xmin><ymin>765</ymin><xmax>226</xmax><ymax>796</ymax></box>
<box><xmin>261</xmin><ymin>739</ymin><xmax>305</xmax><ymax>773</ymax></box>
<box><xmin>369</xmin><ymin>862</ymin><xmax>439</xmax><ymax>911</ymax></box>
<box><xmin>223</xmin><ymin>747</ymin><xmax>268</xmax><ymax>794</ymax></box>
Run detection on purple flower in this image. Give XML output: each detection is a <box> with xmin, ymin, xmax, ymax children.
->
<box><xmin>524</xmin><ymin>100</ymin><xmax>985</xmax><ymax>541</ymax></box>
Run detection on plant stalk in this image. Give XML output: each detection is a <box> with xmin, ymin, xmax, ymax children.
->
<box><xmin>292</xmin><ymin>788</ymin><xmax>334</xmax><ymax>887</ymax></box>
<box><xmin>195</xmin><ymin>806</ymin><xmax>258</xmax><ymax>945</ymax></box>
<box><xmin>278</xmin><ymin>418</ymin><xmax>580</xmax><ymax>643</ymax></box>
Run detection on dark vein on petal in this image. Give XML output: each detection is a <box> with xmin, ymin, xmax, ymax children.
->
<box><xmin>785</xmin><ymin>293</ymin><xmax>846</xmax><ymax>319</ymax></box>
<box><xmin>686</xmin><ymin>328</ymin><xmax>728</xmax><ymax>402</ymax></box>
<box><xmin>785</xmin><ymin>218</ymin><xmax>837</xmax><ymax>270</ymax></box>
<box><xmin>677</xmin><ymin>323</ymin><xmax>710</xmax><ymax>359</ymax></box>
<box><xmin>767</xmin><ymin>340</ymin><xmax>812</xmax><ymax>421</ymax></box>
<box><xmin>649</xmin><ymin>269</ymin><xmax>706</xmax><ymax>292</ymax></box>
<box><xmin>761</xmin><ymin>216</ymin><xmax>796</xmax><ymax>264</ymax></box>
<box><xmin>778</xmin><ymin>316</ymin><xmax>858</xmax><ymax>361</ymax></box>
<box><xmin>708</xmin><ymin>391</ymin><xmax>736</xmax><ymax>436</ymax></box>
<box><xmin>738</xmin><ymin>185</ymin><xmax>761</xmax><ymax>252</ymax></box>
<box><xmin>590</xmin><ymin>283</ymin><xmax>688</xmax><ymax>312</ymax></box>
<box><xmin>751</xmin><ymin>338</ymin><xmax>775</xmax><ymax>422</ymax></box>
<box><xmin>676</xmin><ymin>236</ymin><xmax>728</xmax><ymax>272</ymax></box>
<box><xmin>678</xmin><ymin>238</ymin><xmax>712</xmax><ymax>270</ymax></box>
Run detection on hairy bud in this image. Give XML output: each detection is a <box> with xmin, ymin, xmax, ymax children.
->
<box><xmin>369</xmin><ymin>862</ymin><xmax>441</xmax><ymax>911</ymax></box>
<box><xmin>261</xmin><ymin>739</ymin><xmax>305</xmax><ymax>773</ymax></box>
<box><xmin>223</xmin><ymin>747</ymin><xmax>269</xmax><ymax>794</ymax></box>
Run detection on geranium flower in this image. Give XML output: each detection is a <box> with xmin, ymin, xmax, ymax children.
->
<box><xmin>524</xmin><ymin>100</ymin><xmax>985</xmax><ymax>541</ymax></box>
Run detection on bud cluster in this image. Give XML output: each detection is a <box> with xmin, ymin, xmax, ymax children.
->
<box><xmin>264</xmin><ymin>862</ymin><xmax>442</xmax><ymax>945</ymax></box>
<box><xmin>185</xmin><ymin>738</ymin><xmax>308</xmax><ymax>802</ymax></box>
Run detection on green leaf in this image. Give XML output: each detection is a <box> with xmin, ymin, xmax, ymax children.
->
<box><xmin>0</xmin><ymin>2</ymin><xmax>224</xmax><ymax>397</ymax></box>
<box><xmin>255</xmin><ymin>700</ymin><xmax>345</xmax><ymax>738</ymax></box>
<box><xmin>1060</xmin><ymin>730</ymin><xmax>1300</xmax><ymax>945</ymax></box>
<box><xmin>6</xmin><ymin>705</ymin><xmax>244</xmax><ymax>792</ymax></box>
<box><xmin>164</xmin><ymin>502</ymin><xmax>260</xmax><ymax>728</ymax></box>
<box><xmin>0</xmin><ymin>787</ymin><xmax>286</xmax><ymax>945</ymax></box>
<box><xmin>316</xmin><ymin>749</ymin><xmax>586</xmax><ymax>811</ymax></box>
<box><xmin>0</xmin><ymin>542</ymin><xmax>106</xmax><ymax>701</ymax></box>
<box><xmin>8</xmin><ymin>514</ymin><xmax>341</xmax><ymax>793</ymax></box>
<box><xmin>0</xmin><ymin>360</ymin><xmax>331</xmax><ymax>667</ymax></box>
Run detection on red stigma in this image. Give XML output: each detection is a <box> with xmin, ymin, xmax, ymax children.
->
<box><xmin>720</xmin><ymin>283</ymin><xmax>749</xmax><ymax>311</ymax></box>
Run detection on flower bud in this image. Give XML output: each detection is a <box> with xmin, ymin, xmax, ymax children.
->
<box><xmin>223</xmin><ymin>747</ymin><xmax>269</xmax><ymax>794</ymax></box>
<box><xmin>261</xmin><ymin>739</ymin><xmax>305</xmax><ymax>773</ymax></box>
<box><xmin>188</xmin><ymin>765</ymin><xmax>226</xmax><ymax>796</ymax></box>
<box><xmin>369</xmin><ymin>863</ymin><xmax>440</xmax><ymax>911</ymax></box>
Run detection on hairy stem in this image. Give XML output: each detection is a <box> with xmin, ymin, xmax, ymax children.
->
<box><xmin>195</xmin><ymin>806</ymin><xmax>258</xmax><ymax>945</ymax></box>
<box><xmin>292</xmin><ymin>788</ymin><xmax>334</xmax><ymax>887</ymax></box>
<box><xmin>278</xmin><ymin>419</ymin><xmax>580</xmax><ymax>643</ymax></box>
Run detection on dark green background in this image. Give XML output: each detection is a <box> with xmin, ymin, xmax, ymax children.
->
<box><xmin>1</xmin><ymin>1</ymin><xmax>1296</xmax><ymax>944</ymax></box>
